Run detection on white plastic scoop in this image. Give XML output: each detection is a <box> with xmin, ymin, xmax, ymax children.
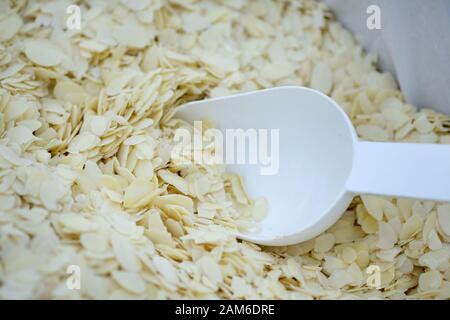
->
<box><xmin>175</xmin><ymin>86</ymin><xmax>450</xmax><ymax>246</ymax></box>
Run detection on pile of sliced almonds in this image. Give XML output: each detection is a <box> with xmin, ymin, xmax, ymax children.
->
<box><xmin>0</xmin><ymin>0</ymin><xmax>449</xmax><ymax>299</ymax></box>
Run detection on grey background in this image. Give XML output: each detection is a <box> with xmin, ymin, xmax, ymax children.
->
<box><xmin>324</xmin><ymin>0</ymin><xmax>450</xmax><ymax>114</ymax></box>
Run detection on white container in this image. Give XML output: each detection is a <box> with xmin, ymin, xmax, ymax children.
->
<box><xmin>324</xmin><ymin>0</ymin><xmax>450</xmax><ymax>114</ymax></box>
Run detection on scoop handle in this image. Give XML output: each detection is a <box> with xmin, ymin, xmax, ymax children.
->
<box><xmin>346</xmin><ymin>141</ymin><xmax>450</xmax><ymax>202</ymax></box>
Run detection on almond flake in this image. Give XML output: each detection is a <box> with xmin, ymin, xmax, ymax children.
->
<box><xmin>377</xmin><ymin>221</ymin><xmax>397</xmax><ymax>250</ymax></box>
<box><xmin>0</xmin><ymin>14</ymin><xmax>22</xmax><ymax>41</ymax></box>
<box><xmin>112</xmin><ymin>271</ymin><xmax>146</xmax><ymax>294</ymax></box>
<box><xmin>80</xmin><ymin>232</ymin><xmax>109</xmax><ymax>253</ymax></box>
<box><xmin>314</xmin><ymin>233</ymin><xmax>335</xmax><ymax>253</ymax></box>
<box><xmin>400</xmin><ymin>215</ymin><xmax>423</xmax><ymax>241</ymax></box>
<box><xmin>357</xmin><ymin>124</ymin><xmax>389</xmax><ymax>141</ymax></box>
<box><xmin>418</xmin><ymin>270</ymin><xmax>442</xmax><ymax>292</ymax></box>
<box><xmin>310</xmin><ymin>62</ymin><xmax>332</xmax><ymax>95</ymax></box>
<box><xmin>59</xmin><ymin>213</ymin><xmax>92</xmax><ymax>232</ymax></box>
<box><xmin>89</xmin><ymin>116</ymin><xmax>110</xmax><ymax>136</ymax></box>
<box><xmin>153</xmin><ymin>256</ymin><xmax>178</xmax><ymax>284</ymax></box>
<box><xmin>361</xmin><ymin>195</ymin><xmax>383</xmax><ymax>221</ymax></box>
<box><xmin>6</xmin><ymin>126</ymin><xmax>35</xmax><ymax>145</ymax></box>
<box><xmin>198</xmin><ymin>256</ymin><xmax>222</xmax><ymax>285</ymax></box>
<box><xmin>437</xmin><ymin>204</ymin><xmax>450</xmax><ymax>236</ymax></box>
<box><xmin>24</xmin><ymin>39</ymin><xmax>64</xmax><ymax>67</ymax></box>
<box><xmin>111</xmin><ymin>232</ymin><xmax>142</xmax><ymax>272</ymax></box>
<box><xmin>123</xmin><ymin>177</ymin><xmax>155</xmax><ymax>209</ymax></box>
